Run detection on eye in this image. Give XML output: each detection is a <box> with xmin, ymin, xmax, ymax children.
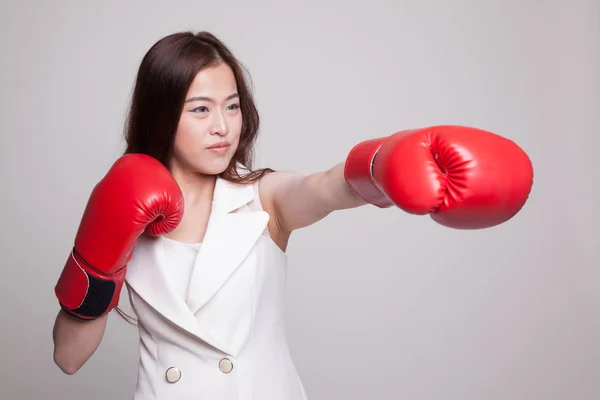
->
<box><xmin>227</xmin><ymin>103</ymin><xmax>240</xmax><ymax>111</ymax></box>
<box><xmin>191</xmin><ymin>106</ymin><xmax>209</xmax><ymax>113</ymax></box>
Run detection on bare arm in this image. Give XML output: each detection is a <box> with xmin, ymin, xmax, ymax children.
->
<box><xmin>52</xmin><ymin>309</ymin><xmax>108</xmax><ymax>375</ymax></box>
<box><xmin>261</xmin><ymin>161</ymin><xmax>367</xmax><ymax>233</ymax></box>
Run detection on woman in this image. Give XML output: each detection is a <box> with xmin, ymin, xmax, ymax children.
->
<box><xmin>52</xmin><ymin>31</ymin><xmax>533</xmax><ymax>399</ymax></box>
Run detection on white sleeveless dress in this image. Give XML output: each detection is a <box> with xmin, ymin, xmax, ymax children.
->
<box><xmin>159</xmin><ymin>236</ymin><xmax>201</xmax><ymax>302</ymax></box>
<box><xmin>125</xmin><ymin>177</ymin><xmax>309</xmax><ymax>400</ymax></box>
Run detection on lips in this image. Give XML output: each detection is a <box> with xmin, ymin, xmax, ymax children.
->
<box><xmin>207</xmin><ymin>142</ymin><xmax>229</xmax><ymax>149</ymax></box>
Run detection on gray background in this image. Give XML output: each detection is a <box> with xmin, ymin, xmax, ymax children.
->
<box><xmin>1</xmin><ymin>0</ymin><xmax>599</xmax><ymax>399</ymax></box>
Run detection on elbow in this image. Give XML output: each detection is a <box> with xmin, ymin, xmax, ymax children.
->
<box><xmin>53</xmin><ymin>350</ymin><xmax>81</xmax><ymax>375</ymax></box>
<box><xmin>59</xmin><ymin>366</ymin><xmax>79</xmax><ymax>376</ymax></box>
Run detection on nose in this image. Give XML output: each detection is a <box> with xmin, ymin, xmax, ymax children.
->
<box><xmin>209</xmin><ymin>111</ymin><xmax>228</xmax><ymax>137</ymax></box>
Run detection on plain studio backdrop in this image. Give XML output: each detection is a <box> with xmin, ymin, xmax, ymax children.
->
<box><xmin>1</xmin><ymin>0</ymin><xmax>598</xmax><ymax>399</ymax></box>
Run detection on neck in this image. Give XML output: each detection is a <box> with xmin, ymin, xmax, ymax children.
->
<box><xmin>170</xmin><ymin>162</ymin><xmax>217</xmax><ymax>207</ymax></box>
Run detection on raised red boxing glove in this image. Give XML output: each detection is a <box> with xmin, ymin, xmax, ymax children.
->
<box><xmin>55</xmin><ymin>154</ymin><xmax>184</xmax><ymax>319</ymax></box>
<box><xmin>344</xmin><ymin>125</ymin><xmax>534</xmax><ymax>229</ymax></box>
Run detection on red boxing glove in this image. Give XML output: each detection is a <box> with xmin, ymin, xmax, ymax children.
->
<box><xmin>344</xmin><ymin>125</ymin><xmax>534</xmax><ymax>229</ymax></box>
<box><xmin>55</xmin><ymin>154</ymin><xmax>184</xmax><ymax>319</ymax></box>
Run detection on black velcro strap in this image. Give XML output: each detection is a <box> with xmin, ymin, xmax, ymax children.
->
<box><xmin>66</xmin><ymin>274</ymin><xmax>116</xmax><ymax>319</ymax></box>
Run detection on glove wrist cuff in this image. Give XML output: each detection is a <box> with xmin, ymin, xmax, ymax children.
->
<box><xmin>344</xmin><ymin>137</ymin><xmax>394</xmax><ymax>208</ymax></box>
<box><xmin>54</xmin><ymin>249</ymin><xmax>125</xmax><ymax>320</ymax></box>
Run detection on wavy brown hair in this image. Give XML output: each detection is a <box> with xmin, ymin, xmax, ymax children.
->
<box><xmin>116</xmin><ymin>31</ymin><xmax>273</xmax><ymax>324</ymax></box>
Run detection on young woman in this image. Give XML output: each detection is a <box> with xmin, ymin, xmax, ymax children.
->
<box><xmin>52</xmin><ymin>31</ymin><xmax>533</xmax><ymax>399</ymax></box>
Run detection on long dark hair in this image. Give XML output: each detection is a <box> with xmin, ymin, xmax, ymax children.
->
<box><xmin>123</xmin><ymin>30</ymin><xmax>273</xmax><ymax>182</ymax></box>
<box><xmin>116</xmin><ymin>31</ymin><xmax>273</xmax><ymax>324</ymax></box>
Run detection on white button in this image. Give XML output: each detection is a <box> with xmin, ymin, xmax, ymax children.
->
<box><xmin>165</xmin><ymin>367</ymin><xmax>181</xmax><ymax>383</ymax></box>
<box><xmin>219</xmin><ymin>358</ymin><xmax>233</xmax><ymax>374</ymax></box>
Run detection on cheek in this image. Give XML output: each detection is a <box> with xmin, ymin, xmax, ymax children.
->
<box><xmin>174</xmin><ymin>119</ymin><xmax>203</xmax><ymax>155</ymax></box>
<box><xmin>231</xmin><ymin>115</ymin><xmax>243</xmax><ymax>144</ymax></box>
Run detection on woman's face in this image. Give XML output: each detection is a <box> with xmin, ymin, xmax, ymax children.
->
<box><xmin>171</xmin><ymin>62</ymin><xmax>242</xmax><ymax>176</ymax></box>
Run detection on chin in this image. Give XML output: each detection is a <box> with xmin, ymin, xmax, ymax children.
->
<box><xmin>197</xmin><ymin>159</ymin><xmax>233</xmax><ymax>176</ymax></box>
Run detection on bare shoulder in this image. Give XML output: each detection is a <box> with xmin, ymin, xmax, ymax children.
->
<box><xmin>257</xmin><ymin>170</ymin><xmax>302</xmax><ymax>204</ymax></box>
<box><xmin>257</xmin><ymin>170</ymin><xmax>303</xmax><ymax>252</ymax></box>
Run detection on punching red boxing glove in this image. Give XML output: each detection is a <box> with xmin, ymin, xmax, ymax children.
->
<box><xmin>55</xmin><ymin>154</ymin><xmax>184</xmax><ymax>319</ymax></box>
<box><xmin>344</xmin><ymin>125</ymin><xmax>534</xmax><ymax>229</ymax></box>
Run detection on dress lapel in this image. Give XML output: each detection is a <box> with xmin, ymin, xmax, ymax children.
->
<box><xmin>124</xmin><ymin>235</ymin><xmax>227</xmax><ymax>350</ymax></box>
<box><xmin>186</xmin><ymin>176</ymin><xmax>269</xmax><ymax>315</ymax></box>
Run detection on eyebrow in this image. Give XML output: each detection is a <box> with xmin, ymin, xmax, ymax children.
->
<box><xmin>185</xmin><ymin>93</ymin><xmax>240</xmax><ymax>103</ymax></box>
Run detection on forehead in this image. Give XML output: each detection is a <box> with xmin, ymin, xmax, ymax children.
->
<box><xmin>187</xmin><ymin>63</ymin><xmax>238</xmax><ymax>96</ymax></box>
